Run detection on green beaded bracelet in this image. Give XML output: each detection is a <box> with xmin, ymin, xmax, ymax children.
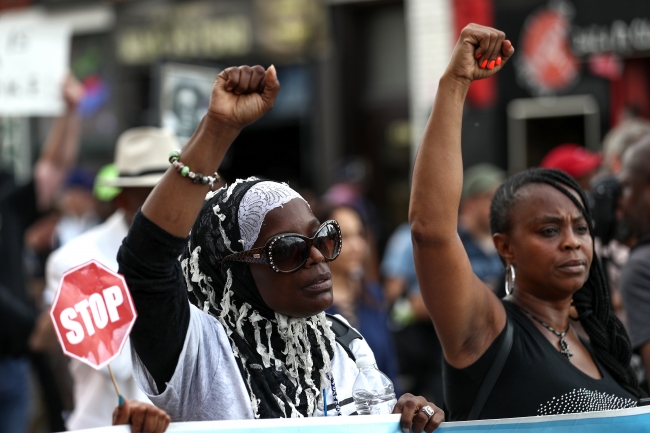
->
<box><xmin>169</xmin><ymin>149</ymin><xmax>220</xmax><ymax>187</ymax></box>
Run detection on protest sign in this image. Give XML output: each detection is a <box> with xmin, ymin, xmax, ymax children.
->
<box><xmin>0</xmin><ymin>20</ymin><xmax>70</xmax><ymax>116</ymax></box>
<box><xmin>50</xmin><ymin>260</ymin><xmax>137</xmax><ymax>370</ymax></box>
<box><xmin>69</xmin><ymin>406</ymin><xmax>650</xmax><ymax>433</ymax></box>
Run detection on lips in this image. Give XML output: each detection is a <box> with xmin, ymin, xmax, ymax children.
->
<box><xmin>303</xmin><ymin>272</ymin><xmax>332</xmax><ymax>292</ymax></box>
<box><xmin>558</xmin><ymin>259</ymin><xmax>587</xmax><ymax>274</ymax></box>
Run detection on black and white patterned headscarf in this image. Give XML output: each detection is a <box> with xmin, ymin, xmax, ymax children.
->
<box><xmin>180</xmin><ymin>177</ymin><xmax>337</xmax><ymax>419</ymax></box>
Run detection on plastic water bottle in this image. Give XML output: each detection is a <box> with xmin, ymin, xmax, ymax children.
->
<box><xmin>352</xmin><ymin>358</ymin><xmax>397</xmax><ymax>415</ymax></box>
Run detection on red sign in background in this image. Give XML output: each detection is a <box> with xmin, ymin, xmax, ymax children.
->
<box><xmin>50</xmin><ymin>260</ymin><xmax>137</xmax><ymax>369</ymax></box>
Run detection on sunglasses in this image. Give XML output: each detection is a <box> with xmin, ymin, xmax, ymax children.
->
<box><xmin>221</xmin><ymin>220</ymin><xmax>343</xmax><ymax>273</ymax></box>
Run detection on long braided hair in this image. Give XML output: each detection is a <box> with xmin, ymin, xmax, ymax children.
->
<box><xmin>490</xmin><ymin>168</ymin><xmax>644</xmax><ymax>398</ymax></box>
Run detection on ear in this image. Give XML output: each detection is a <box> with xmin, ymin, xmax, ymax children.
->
<box><xmin>493</xmin><ymin>232</ymin><xmax>514</xmax><ymax>266</ymax></box>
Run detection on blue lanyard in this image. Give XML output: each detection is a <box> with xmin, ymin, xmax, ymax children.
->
<box><xmin>327</xmin><ymin>373</ymin><xmax>342</xmax><ymax>416</ymax></box>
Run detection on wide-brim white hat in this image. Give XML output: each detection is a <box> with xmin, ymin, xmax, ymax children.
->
<box><xmin>97</xmin><ymin>127</ymin><xmax>179</xmax><ymax>188</ymax></box>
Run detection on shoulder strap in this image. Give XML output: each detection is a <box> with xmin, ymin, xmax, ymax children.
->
<box><xmin>466</xmin><ymin>319</ymin><xmax>514</xmax><ymax>421</ymax></box>
<box><xmin>326</xmin><ymin>313</ymin><xmax>363</xmax><ymax>362</ymax></box>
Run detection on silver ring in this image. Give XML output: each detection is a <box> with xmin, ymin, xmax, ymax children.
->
<box><xmin>420</xmin><ymin>405</ymin><xmax>434</xmax><ymax>420</ymax></box>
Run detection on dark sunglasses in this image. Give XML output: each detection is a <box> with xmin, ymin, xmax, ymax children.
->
<box><xmin>221</xmin><ymin>220</ymin><xmax>342</xmax><ymax>273</ymax></box>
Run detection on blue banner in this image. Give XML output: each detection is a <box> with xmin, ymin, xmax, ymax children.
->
<box><xmin>73</xmin><ymin>406</ymin><xmax>650</xmax><ymax>433</ymax></box>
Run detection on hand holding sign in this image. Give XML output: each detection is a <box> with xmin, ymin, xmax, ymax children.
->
<box><xmin>0</xmin><ymin>21</ymin><xmax>71</xmax><ymax>116</ymax></box>
<box><xmin>50</xmin><ymin>260</ymin><xmax>137</xmax><ymax>370</ymax></box>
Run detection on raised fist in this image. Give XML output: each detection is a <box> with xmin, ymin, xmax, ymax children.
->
<box><xmin>63</xmin><ymin>75</ymin><xmax>84</xmax><ymax>111</ymax></box>
<box><xmin>207</xmin><ymin>65</ymin><xmax>280</xmax><ymax>130</ymax></box>
<box><xmin>445</xmin><ymin>24</ymin><xmax>515</xmax><ymax>85</ymax></box>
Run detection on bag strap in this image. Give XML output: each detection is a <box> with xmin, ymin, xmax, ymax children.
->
<box><xmin>466</xmin><ymin>319</ymin><xmax>514</xmax><ymax>421</ymax></box>
<box><xmin>326</xmin><ymin>313</ymin><xmax>363</xmax><ymax>362</ymax></box>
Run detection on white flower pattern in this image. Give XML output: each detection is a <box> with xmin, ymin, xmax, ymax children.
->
<box><xmin>238</xmin><ymin>181</ymin><xmax>308</xmax><ymax>251</ymax></box>
<box><xmin>537</xmin><ymin>388</ymin><xmax>636</xmax><ymax>415</ymax></box>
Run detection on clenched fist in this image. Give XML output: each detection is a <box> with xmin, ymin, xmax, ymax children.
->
<box><xmin>444</xmin><ymin>24</ymin><xmax>515</xmax><ymax>85</ymax></box>
<box><xmin>63</xmin><ymin>74</ymin><xmax>84</xmax><ymax>111</ymax></box>
<box><xmin>207</xmin><ymin>65</ymin><xmax>280</xmax><ymax>130</ymax></box>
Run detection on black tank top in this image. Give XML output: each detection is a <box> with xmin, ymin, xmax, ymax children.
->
<box><xmin>443</xmin><ymin>300</ymin><xmax>637</xmax><ymax>420</ymax></box>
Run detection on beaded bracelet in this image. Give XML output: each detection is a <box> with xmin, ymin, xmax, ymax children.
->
<box><xmin>168</xmin><ymin>150</ymin><xmax>220</xmax><ymax>187</ymax></box>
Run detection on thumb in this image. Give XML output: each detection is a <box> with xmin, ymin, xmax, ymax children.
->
<box><xmin>112</xmin><ymin>398</ymin><xmax>130</xmax><ymax>425</ymax></box>
<box><xmin>261</xmin><ymin>65</ymin><xmax>280</xmax><ymax>105</ymax></box>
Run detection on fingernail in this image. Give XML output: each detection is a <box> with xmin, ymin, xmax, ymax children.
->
<box><xmin>118</xmin><ymin>395</ymin><xmax>125</xmax><ymax>406</ymax></box>
<box><xmin>488</xmin><ymin>60</ymin><xmax>496</xmax><ymax>70</ymax></box>
<box><xmin>475</xmin><ymin>53</ymin><xmax>482</xmax><ymax>59</ymax></box>
<box><xmin>401</xmin><ymin>429</ymin><xmax>409</xmax><ymax>433</ymax></box>
<box><xmin>496</xmin><ymin>56</ymin><xmax>502</xmax><ymax>66</ymax></box>
<box><xmin>481</xmin><ymin>59</ymin><xmax>488</xmax><ymax>69</ymax></box>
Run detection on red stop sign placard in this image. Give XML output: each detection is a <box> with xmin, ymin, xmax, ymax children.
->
<box><xmin>50</xmin><ymin>260</ymin><xmax>137</xmax><ymax>369</ymax></box>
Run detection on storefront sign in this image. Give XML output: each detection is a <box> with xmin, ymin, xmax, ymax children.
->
<box><xmin>515</xmin><ymin>2</ymin><xmax>580</xmax><ymax>96</ymax></box>
<box><xmin>512</xmin><ymin>0</ymin><xmax>650</xmax><ymax>96</ymax></box>
<box><xmin>572</xmin><ymin>18</ymin><xmax>650</xmax><ymax>56</ymax></box>
<box><xmin>117</xmin><ymin>15</ymin><xmax>252</xmax><ymax>65</ymax></box>
<box><xmin>115</xmin><ymin>0</ymin><xmax>327</xmax><ymax>65</ymax></box>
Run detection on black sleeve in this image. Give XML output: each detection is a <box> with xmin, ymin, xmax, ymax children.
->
<box><xmin>0</xmin><ymin>284</ymin><xmax>36</xmax><ymax>357</ymax></box>
<box><xmin>9</xmin><ymin>180</ymin><xmax>41</xmax><ymax>229</ymax></box>
<box><xmin>117</xmin><ymin>210</ymin><xmax>190</xmax><ymax>393</ymax></box>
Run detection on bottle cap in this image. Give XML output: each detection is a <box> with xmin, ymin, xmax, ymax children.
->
<box><xmin>355</xmin><ymin>358</ymin><xmax>375</xmax><ymax>369</ymax></box>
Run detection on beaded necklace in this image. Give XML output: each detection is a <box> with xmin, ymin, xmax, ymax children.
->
<box><xmin>521</xmin><ymin>308</ymin><xmax>574</xmax><ymax>360</ymax></box>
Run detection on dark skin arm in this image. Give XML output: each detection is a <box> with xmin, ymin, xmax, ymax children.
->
<box><xmin>34</xmin><ymin>75</ymin><xmax>84</xmax><ymax>211</ymax></box>
<box><xmin>409</xmin><ymin>24</ymin><xmax>515</xmax><ymax>368</ymax></box>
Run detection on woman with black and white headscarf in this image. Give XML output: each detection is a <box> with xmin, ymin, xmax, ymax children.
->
<box><xmin>117</xmin><ymin>65</ymin><xmax>443</xmax><ymax>432</ymax></box>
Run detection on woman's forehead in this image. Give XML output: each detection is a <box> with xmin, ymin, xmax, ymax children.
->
<box><xmin>514</xmin><ymin>183</ymin><xmax>585</xmax><ymax>218</ymax></box>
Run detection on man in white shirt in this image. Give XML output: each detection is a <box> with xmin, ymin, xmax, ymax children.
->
<box><xmin>38</xmin><ymin>127</ymin><xmax>180</xmax><ymax>430</ymax></box>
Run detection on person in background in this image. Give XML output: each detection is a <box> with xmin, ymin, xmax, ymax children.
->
<box><xmin>593</xmin><ymin>120</ymin><xmax>650</xmax><ymax>329</ymax></box>
<box><xmin>0</xmin><ymin>75</ymin><xmax>83</xmax><ymax>433</ymax></box>
<box><xmin>381</xmin><ymin>223</ymin><xmax>443</xmax><ymax>405</ymax></box>
<box><xmin>601</xmin><ymin>119</ymin><xmax>650</xmax><ymax>176</ymax></box>
<box><xmin>618</xmin><ymin>134</ymin><xmax>650</xmax><ymax>393</ymax></box>
<box><xmin>53</xmin><ymin>167</ymin><xmax>100</xmax><ymax>247</ymax></box>
<box><xmin>321</xmin><ymin>204</ymin><xmax>400</xmax><ymax>387</ymax></box>
<box><xmin>32</xmin><ymin>127</ymin><xmax>179</xmax><ymax>430</ymax></box>
<box><xmin>540</xmin><ymin>143</ymin><xmax>602</xmax><ymax>191</ymax></box>
<box><xmin>324</xmin><ymin>157</ymin><xmax>383</xmax><ymax>282</ymax></box>
<box><xmin>92</xmin><ymin>163</ymin><xmax>122</xmax><ymax>221</ymax></box>
<box><xmin>458</xmin><ymin>163</ymin><xmax>506</xmax><ymax>295</ymax></box>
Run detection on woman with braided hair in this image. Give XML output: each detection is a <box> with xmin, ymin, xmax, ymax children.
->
<box><xmin>409</xmin><ymin>24</ymin><xmax>644</xmax><ymax>421</ymax></box>
<box><xmin>116</xmin><ymin>64</ymin><xmax>443</xmax><ymax>432</ymax></box>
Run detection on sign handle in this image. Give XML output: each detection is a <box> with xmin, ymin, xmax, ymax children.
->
<box><xmin>107</xmin><ymin>363</ymin><xmax>122</xmax><ymax>398</ymax></box>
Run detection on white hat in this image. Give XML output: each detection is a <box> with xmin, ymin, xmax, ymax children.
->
<box><xmin>98</xmin><ymin>127</ymin><xmax>179</xmax><ymax>188</ymax></box>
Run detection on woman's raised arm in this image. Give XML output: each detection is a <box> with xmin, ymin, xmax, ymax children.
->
<box><xmin>409</xmin><ymin>25</ymin><xmax>514</xmax><ymax>368</ymax></box>
<box><xmin>142</xmin><ymin>65</ymin><xmax>279</xmax><ymax>236</ymax></box>
<box><xmin>119</xmin><ymin>66</ymin><xmax>279</xmax><ymax>392</ymax></box>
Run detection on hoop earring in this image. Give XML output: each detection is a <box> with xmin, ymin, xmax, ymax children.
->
<box><xmin>505</xmin><ymin>265</ymin><xmax>516</xmax><ymax>296</ymax></box>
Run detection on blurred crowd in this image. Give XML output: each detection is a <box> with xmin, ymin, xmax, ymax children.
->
<box><xmin>2</xmin><ymin>74</ymin><xmax>650</xmax><ymax>432</ymax></box>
